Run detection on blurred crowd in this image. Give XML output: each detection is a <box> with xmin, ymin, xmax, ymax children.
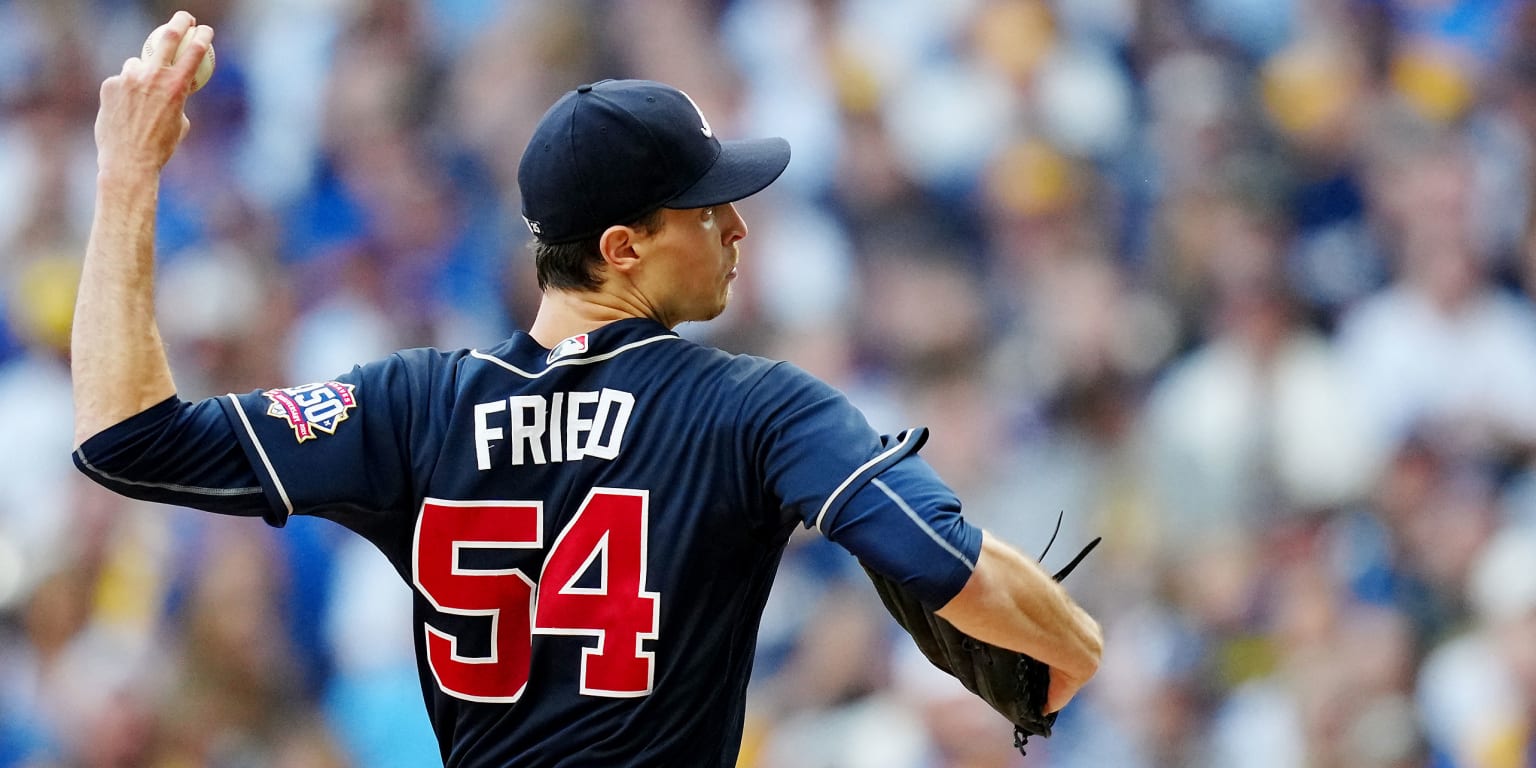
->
<box><xmin>2</xmin><ymin>0</ymin><xmax>1535</xmax><ymax>766</ymax></box>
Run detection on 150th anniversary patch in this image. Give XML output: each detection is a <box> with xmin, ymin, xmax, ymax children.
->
<box><xmin>265</xmin><ymin>381</ymin><xmax>358</xmax><ymax>442</ymax></box>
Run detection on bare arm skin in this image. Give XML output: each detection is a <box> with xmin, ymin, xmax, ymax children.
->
<box><xmin>72</xmin><ymin>14</ymin><xmax>213</xmax><ymax>446</ymax></box>
<box><xmin>936</xmin><ymin>530</ymin><xmax>1104</xmax><ymax>713</ymax></box>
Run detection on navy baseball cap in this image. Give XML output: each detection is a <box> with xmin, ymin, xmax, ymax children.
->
<box><xmin>518</xmin><ymin>79</ymin><xmax>791</xmax><ymax>244</ymax></box>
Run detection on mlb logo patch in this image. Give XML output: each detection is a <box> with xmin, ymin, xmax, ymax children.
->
<box><xmin>265</xmin><ymin>381</ymin><xmax>358</xmax><ymax>442</ymax></box>
<box><xmin>548</xmin><ymin>333</ymin><xmax>589</xmax><ymax>364</ymax></box>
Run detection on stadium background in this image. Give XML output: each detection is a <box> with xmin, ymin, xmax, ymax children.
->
<box><xmin>2</xmin><ymin>0</ymin><xmax>1535</xmax><ymax>765</ymax></box>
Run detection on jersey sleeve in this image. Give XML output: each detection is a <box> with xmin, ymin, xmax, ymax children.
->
<box><xmin>216</xmin><ymin>348</ymin><xmax>443</xmax><ymax>535</ymax></box>
<box><xmin>73</xmin><ymin>395</ymin><xmax>271</xmax><ymax>519</ymax></box>
<box><xmin>819</xmin><ymin>452</ymin><xmax>982</xmax><ymax>607</ymax></box>
<box><xmin>746</xmin><ymin>363</ymin><xmax>981</xmax><ymax>605</ymax></box>
<box><xmin>745</xmin><ymin>363</ymin><xmax>924</xmax><ymax>531</ymax></box>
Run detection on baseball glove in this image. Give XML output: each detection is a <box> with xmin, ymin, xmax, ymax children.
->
<box><xmin>862</xmin><ymin>515</ymin><xmax>1100</xmax><ymax>755</ymax></box>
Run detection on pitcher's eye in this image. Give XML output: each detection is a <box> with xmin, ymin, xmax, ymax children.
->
<box><xmin>701</xmin><ymin>207</ymin><xmax>715</xmax><ymax>220</ymax></box>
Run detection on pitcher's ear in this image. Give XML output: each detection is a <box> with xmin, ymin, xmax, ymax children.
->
<box><xmin>598</xmin><ymin>224</ymin><xmax>643</xmax><ymax>274</ymax></box>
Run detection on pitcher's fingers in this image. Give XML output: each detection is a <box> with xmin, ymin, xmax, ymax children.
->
<box><xmin>173</xmin><ymin>26</ymin><xmax>213</xmax><ymax>83</ymax></box>
<box><xmin>1044</xmin><ymin>668</ymin><xmax>1084</xmax><ymax>714</ymax></box>
<box><xmin>144</xmin><ymin>11</ymin><xmax>197</xmax><ymax>68</ymax></box>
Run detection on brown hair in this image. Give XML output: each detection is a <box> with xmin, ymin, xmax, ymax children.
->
<box><xmin>531</xmin><ymin>208</ymin><xmax>667</xmax><ymax>291</ymax></box>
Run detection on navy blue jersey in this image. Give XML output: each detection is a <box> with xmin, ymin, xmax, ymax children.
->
<box><xmin>75</xmin><ymin>317</ymin><xmax>981</xmax><ymax>767</ymax></box>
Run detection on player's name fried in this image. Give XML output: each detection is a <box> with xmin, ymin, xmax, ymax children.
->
<box><xmin>472</xmin><ymin>388</ymin><xmax>635</xmax><ymax>468</ymax></box>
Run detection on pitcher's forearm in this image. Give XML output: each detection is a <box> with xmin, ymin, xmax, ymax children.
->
<box><xmin>72</xmin><ymin>168</ymin><xmax>176</xmax><ymax>446</ymax></box>
<box><xmin>936</xmin><ymin>531</ymin><xmax>1103</xmax><ymax>680</ymax></box>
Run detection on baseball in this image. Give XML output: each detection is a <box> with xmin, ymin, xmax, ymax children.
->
<box><xmin>142</xmin><ymin>27</ymin><xmax>215</xmax><ymax>93</ymax></box>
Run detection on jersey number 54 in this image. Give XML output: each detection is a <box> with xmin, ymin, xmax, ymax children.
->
<box><xmin>412</xmin><ymin>489</ymin><xmax>661</xmax><ymax>702</ymax></box>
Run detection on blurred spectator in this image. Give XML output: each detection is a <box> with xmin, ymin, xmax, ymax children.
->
<box><xmin>1418</xmin><ymin>524</ymin><xmax>1536</xmax><ymax>768</ymax></box>
<box><xmin>1146</xmin><ymin>251</ymin><xmax>1383</xmax><ymax>537</ymax></box>
<box><xmin>1335</xmin><ymin>118</ymin><xmax>1536</xmax><ymax>460</ymax></box>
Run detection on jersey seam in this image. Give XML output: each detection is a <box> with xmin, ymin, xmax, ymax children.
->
<box><xmin>72</xmin><ymin>450</ymin><xmax>264</xmax><ymax>497</ymax></box>
<box><xmin>869</xmin><ymin>477</ymin><xmax>976</xmax><ymax>572</ymax></box>
<box><xmin>468</xmin><ymin>335</ymin><xmax>682</xmax><ymax>378</ymax></box>
<box><xmin>399</xmin><ymin>350</ymin><xmax>430</xmax><ymax>508</ymax></box>
<box><xmin>226</xmin><ymin>393</ymin><xmax>295</xmax><ymax>519</ymax></box>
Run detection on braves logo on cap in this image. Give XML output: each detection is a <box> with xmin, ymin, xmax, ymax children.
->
<box><xmin>265</xmin><ymin>381</ymin><xmax>358</xmax><ymax>442</ymax></box>
<box><xmin>678</xmin><ymin>89</ymin><xmax>713</xmax><ymax>138</ymax></box>
<box><xmin>548</xmin><ymin>333</ymin><xmax>589</xmax><ymax>364</ymax></box>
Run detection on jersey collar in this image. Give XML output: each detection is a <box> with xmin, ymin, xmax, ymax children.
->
<box><xmin>472</xmin><ymin>318</ymin><xmax>680</xmax><ymax>379</ymax></box>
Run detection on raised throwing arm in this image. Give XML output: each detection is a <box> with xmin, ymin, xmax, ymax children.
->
<box><xmin>72</xmin><ymin>13</ymin><xmax>213</xmax><ymax>446</ymax></box>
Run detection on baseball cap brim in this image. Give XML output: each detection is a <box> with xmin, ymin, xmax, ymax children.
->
<box><xmin>665</xmin><ymin>137</ymin><xmax>791</xmax><ymax>209</ymax></box>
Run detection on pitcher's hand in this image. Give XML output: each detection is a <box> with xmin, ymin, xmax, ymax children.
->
<box><xmin>95</xmin><ymin>12</ymin><xmax>213</xmax><ymax>175</ymax></box>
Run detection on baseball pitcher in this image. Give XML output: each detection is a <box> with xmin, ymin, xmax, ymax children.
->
<box><xmin>72</xmin><ymin>13</ymin><xmax>1102</xmax><ymax>767</ymax></box>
